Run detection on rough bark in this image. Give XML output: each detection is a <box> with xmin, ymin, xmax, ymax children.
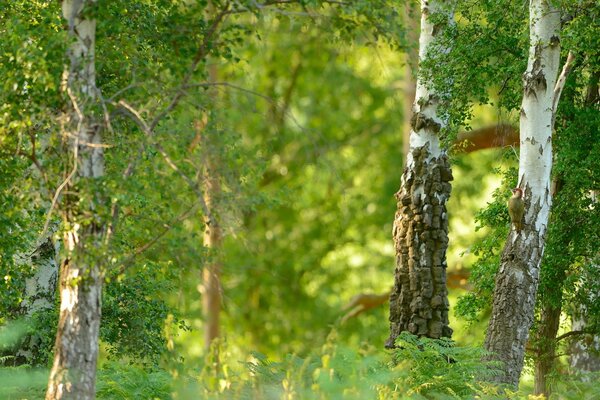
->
<box><xmin>484</xmin><ymin>0</ymin><xmax>561</xmax><ymax>388</ymax></box>
<box><xmin>386</xmin><ymin>0</ymin><xmax>454</xmax><ymax>348</ymax></box>
<box><xmin>46</xmin><ymin>1</ymin><xmax>103</xmax><ymax>399</ymax></box>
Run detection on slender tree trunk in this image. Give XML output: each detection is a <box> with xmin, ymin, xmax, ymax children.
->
<box><xmin>386</xmin><ymin>0</ymin><xmax>454</xmax><ymax>348</ymax></box>
<box><xmin>484</xmin><ymin>0</ymin><xmax>561</xmax><ymax>388</ymax></box>
<box><xmin>202</xmin><ymin>62</ymin><xmax>223</xmax><ymax>352</ymax></box>
<box><xmin>46</xmin><ymin>1</ymin><xmax>104</xmax><ymax>398</ymax></box>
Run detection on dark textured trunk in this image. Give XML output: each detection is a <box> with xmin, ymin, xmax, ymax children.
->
<box><xmin>484</xmin><ymin>227</ymin><xmax>548</xmax><ymax>387</ymax></box>
<box><xmin>533</xmin><ymin>304</ymin><xmax>561</xmax><ymax>397</ymax></box>
<box><xmin>387</xmin><ymin>148</ymin><xmax>453</xmax><ymax>344</ymax></box>
<box><xmin>386</xmin><ymin>0</ymin><xmax>454</xmax><ymax>348</ymax></box>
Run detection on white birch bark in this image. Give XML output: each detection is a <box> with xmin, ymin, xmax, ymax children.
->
<box><xmin>13</xmin><ymin>230</ymin><xmax>59</xmax><ymax>364</ymax></box>
<box><xmin>387</xmin><ymin>0</ymin><xmax>454</xmax><ymax>346</ymax></box>
<box><xmin>484</xmin><ymin>0</ymin><xmax>561</xmax><ymax>388</ymax></box>
<box><xmin>46</xmin><ymin>1</ymin><xmax>103</xmax><ymax>399</ymax></box>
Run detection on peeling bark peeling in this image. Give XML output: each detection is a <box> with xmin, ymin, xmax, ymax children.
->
<box><xmin>484</xmin><ymin>0</ymin><xmax>561</xmax><ymax>388</ymax></box>
<box><xmin>387</xmin><ymin>0</ymin><xmax>454</xmax><ymax>348</ymax></box>
<box><xmin>46</xmin><ymin>1</ymin><xmax>103</xmax><ymax>399</ymax></box>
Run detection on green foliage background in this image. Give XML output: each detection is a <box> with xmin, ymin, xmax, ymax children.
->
<box><xmin>1</xmin><ymin>0</ymin><xmax>599</xmax><ymax>398</ymax></box>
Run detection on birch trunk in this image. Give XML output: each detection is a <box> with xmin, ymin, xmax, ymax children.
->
<box><xmin>14</xmin><ymin>232</ymin><xmax>59</xmax><ymax>365</ymax></box>
<box><xmin>386</xmin><ymin>0</ymin><xmax>454</xmax><ymax>347</ymax></box>
<box><xmin>46</xmin><ymin>1</ymin><xmax>104</xmax><ymax>399</ymax></box>
<box><xmin>484</xmin><ymin>0</ymin><xmax>561</xmax><ymax>388</ymax></box>
<box><xmin>570</xmin><ymin>286</ymin><xmax>600</xmax><ymax>375</ymax></box>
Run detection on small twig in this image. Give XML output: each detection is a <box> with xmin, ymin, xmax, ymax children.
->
<box><xmin>117</xmin><ymin>202</ymin><xmax>199</xmax><ymax>272</ymax></box>
<box><xmin>148</xmin><ymin>4</ymin><xmax>231</xmax><ymax>132</ymax></box>
<box><xmin>40</xmin><ymin>86</ymin><xmax>85</xmax><ymax>237</ymax></box>
<box><xmin>116</xmin><ymin>100</ymin><xmax>215</xmax><ymax>224</ymax></box>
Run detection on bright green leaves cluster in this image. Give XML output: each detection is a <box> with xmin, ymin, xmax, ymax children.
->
<box><xmin>421</xmin><ymin>0</ymin><xmax>528</xmax><ymax>139</ymax></box>
<box><xmin>178</xmin><ymin>331</ymin><xmax>507</xmax><ymax>399</ymax></box>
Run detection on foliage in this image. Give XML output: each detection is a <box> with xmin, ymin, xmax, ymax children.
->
<box><xmin>177</xmin><ymin>331</ymin><xmax>510</xmax><ymax>400</ymax></box>
<box><xmin>1</xmin><ymin>0</ymin><xmax>600</xmax><ymax>397</ymax></box>
<box><xmin>96</xmin><ymin>361</ymin><xmax>173</xmax><ymax>400</ymax></box>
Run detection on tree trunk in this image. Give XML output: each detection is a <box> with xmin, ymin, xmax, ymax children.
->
<box><xmin>386</xmin><ymin>0</ymin><xmax>454</xmax><ymax>348</ymax></box>
<box><xmin>483</xmin><ymin>0</ymin><xmax>561</xmax><ymax>388</ymax></box>
<box><xmin>202</xmin><ymin>62</ymin><xmax>223</xmax><ymax>352</ymax></box>
<box><xmin>46</xmin><ymin>1</ymin><xmax>104</xmax><ymax>399</ymax></box>
<box><xmin>570</xmin><ymin>290</ymin><xmax>600</xmax><ymax>375</ymax></box>
<box><xmin>14</xmin><ymin>232</ymin><xmax>59</xmax><ymax>365</ymax></box>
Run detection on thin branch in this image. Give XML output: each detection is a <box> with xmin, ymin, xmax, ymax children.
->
<box><xmin>148</xmin><ymin>4</ymin><xmax>231</xmax><ymax>132</ymax></box>
<box><xmin>117</xmin><ymin>202</ymin><xmax>199</xmax><ymax>272</ymax></box>
<box><xmin>555</xmin><ymin>330</ymin><xmax>586</xmax><ymax>342</ymax></box>
<box><xmin>552</xmin><ymin>51</ymin><xmax>575</xmax><ymax>117</ymax></box>
<box><xmin>40</xmin><ymin>87</ymin><xmax>84</xmax><ymax>237</ymax></box>
<box><xmin>116</xmin><ymin>100</ymin><xmax>214</xmax><ymax>225</ymax></box>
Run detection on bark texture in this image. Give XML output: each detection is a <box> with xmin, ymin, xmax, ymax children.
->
<box><xmin>387</xmin><ymin>0</ymin><xmax>454</xmax><ymax>347</ymax></box>
<box><xmin>46</xmin><ymin>1</ymin><xmax>103</xmax><ymax>399</ymax></box>
<box><xmin>484</xmin><ymin>0</ymin><xmax>561</xmax><ymax>388</ymax></box>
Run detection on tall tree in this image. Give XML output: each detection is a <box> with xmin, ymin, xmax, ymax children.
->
<box><xmin>201</xmin><ymin>63</ymin><xmax>223</xmax><ymax>351</ymax></box>
<box><xmin>46</xmin><ymin>0</ymin><xmax>104</xmax><ymax>398</ymax></box>
<box><xmin>483</xmin><ymin>0</ymin><xmax>565</xmax><ymax>388</ymax></box>
<box><xmin>386</xmin><ymin>0</ymin><xmax>454</xmax><ymax>347</ymax></box>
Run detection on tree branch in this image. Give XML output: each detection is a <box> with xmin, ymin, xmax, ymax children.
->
<box><xmin>116</xmin><ymin>100</ymin><xmax>215</xmax><ymax>225</ymax></box>
<box><xmin>117</xmin><ymin>202</ymin><xmax>199</xmax><ymax>272</ymax></box>
<box><xmin>148</xmin><ymin>4</ymin><xmax>231</xmax><ymax>132</ymax></box>
<box><xmin>555</xmin><ymin>330</ymin><xmax>586</xmax><ymax>342</ymax></box>
<box><xmin>552</xmin><ymin>51</ymin><xmax>575</xmax><ymax>117</ymax></box>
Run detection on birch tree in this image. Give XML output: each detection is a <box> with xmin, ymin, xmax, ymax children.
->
<box><xmin>46</xmin><ymin>1</ymin><xmax>104</xmax><ymax>398</ymax></box>
<box><xmin>386</xmin><ymin>0</ymin><xmax>454</xmax><ymax>347</ymax></box>
<box><xmin>483</xmin><ymin>0</ymin><xmax>567</xmax><ymax>387</ymax></box>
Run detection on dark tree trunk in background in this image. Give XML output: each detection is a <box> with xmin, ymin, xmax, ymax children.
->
<box><xmin>386</xmin><ymin>0</ymin><xmax>454</xmax><ymax>348</ymax></box>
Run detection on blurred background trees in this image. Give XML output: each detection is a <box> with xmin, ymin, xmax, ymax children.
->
<box><xmin>0</xmin><ymin>0</ymin><xmax>599</xmax><ymax>398</ymax></box>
